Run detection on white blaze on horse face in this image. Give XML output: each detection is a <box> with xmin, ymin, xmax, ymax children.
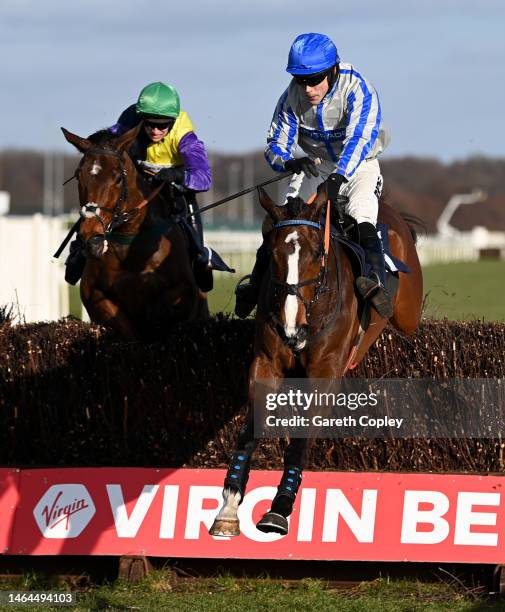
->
<box><xmin>284</xmin><ymin>230</ymin><xmax>301</xmax><ymax>338</ymax></box>
<box><xmin>90</xmin><ymin>162</ymin><xmax>102</xmax><ymax>175</ymax></box>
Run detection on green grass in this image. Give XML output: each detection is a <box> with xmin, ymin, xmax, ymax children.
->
<box><xmin>208</xmin><ymin>274</ymin><xmax>240</xmax><ymax>315</ymax></box>
<box><xmin>69</xmin><ymin>260</ymin><xmax>505</xmax><ymax>323</ymax></box>
<box><xmin>0</xmin><ymin>571</ymin><xmax>500</xmax><ymax>612</ymax></box>
<box><xmin>210</xmin><ymin>260</ymin><xmax>505</xmax><ymax>322</ymax></box>
<box><xmin>422</xmin><ymin>260</ymin><xmax>505</xmax><ymax>322</ymax></box>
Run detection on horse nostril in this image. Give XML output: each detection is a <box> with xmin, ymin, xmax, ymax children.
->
<box><xmin>86</xmin><ymin>234</ymin><xmax>105</xmax><ymax>258</ymax></box>
<box><xmin>297</xmin><ymin>326</ymin><xmax>308</xmax><ymax>343</ymax></box>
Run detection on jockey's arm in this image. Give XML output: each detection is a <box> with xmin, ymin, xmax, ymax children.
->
<box><xmin>177</xmin><ymin>132</ymin><xmax>212</xmax><ymax>193</ymax></box>
<box><xmin>264</xmin><ymin>88</ymin><xmax>300</xmax><ymax>172</ymax></box>
<box><xmin>334</xmin><ymin>75</ymin><xmax>382</xmax><ymax>180</ymax></box>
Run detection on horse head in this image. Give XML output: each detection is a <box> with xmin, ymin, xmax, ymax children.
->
<box><xmin>259</xmin><ymin>183</ymin><xmax>328</xmax><ymax>351</ymax></box>
<box><xmin>61</xmin><ymin>125</ymin><xmax>141</xmax><ymax>258</ymax></box>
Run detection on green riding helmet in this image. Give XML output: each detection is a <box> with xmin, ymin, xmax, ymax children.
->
<box><xmin>136</xmin><ymin>82</ymin><xmax>180</xmax><ymax>118</ymax></box>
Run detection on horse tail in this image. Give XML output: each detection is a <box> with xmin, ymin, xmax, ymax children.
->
<box><xmin>399</xmin><ymin>213</ymin><xmax>425</xmax><ymax>246</ymax></box>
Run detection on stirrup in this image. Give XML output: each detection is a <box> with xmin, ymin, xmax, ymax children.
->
<box><xmin>356</xmin><ymin>274</ymin><xmax>393</xmax><ymax>319</ymax></box>
<box><xmin>234</xmin><ymin>275</ymin><xmax>253</xmax><ymax>294</ymax></box>
<box><xmin>234</xmin><ymin>275</ymin><xmax>258</xmax><ymax>319</ymax></box>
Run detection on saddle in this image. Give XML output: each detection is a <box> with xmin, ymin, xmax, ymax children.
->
<box><xmin>327</xmin><ymin>204</ymin><xmax>410</xmax><ymax>301</ymax></box>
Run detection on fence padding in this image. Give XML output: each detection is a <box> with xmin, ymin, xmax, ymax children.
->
<box><xmin>0</xmin><ymin>316</ymin><xmax>503</xmax><ymax>472</ymax></box>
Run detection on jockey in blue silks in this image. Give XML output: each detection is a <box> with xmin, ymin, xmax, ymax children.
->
<box><xmin>235</xmin><ymin>33</ymin><xmax>393</xmax><ymax>319</ymax></box>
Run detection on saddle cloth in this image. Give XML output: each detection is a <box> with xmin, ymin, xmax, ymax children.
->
<box><xmin>332</xmin><ymin>222</ymin><xmax>410</xmax><ymax>278</ymax></box>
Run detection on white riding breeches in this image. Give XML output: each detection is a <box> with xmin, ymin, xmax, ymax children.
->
<box><xmin>282</xmin><ymin>158</ymin><xmax>383</xmax><ymax>226</ymax></box>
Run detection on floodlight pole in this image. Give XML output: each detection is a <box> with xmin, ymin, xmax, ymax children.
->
<box><xmin>436</xmin><ymin>189</ymin><xmax>487</xmax><ymax>236</ymax></box>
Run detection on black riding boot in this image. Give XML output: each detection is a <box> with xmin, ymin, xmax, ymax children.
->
<box><xmin>64</xmin><ymin>236</ymin><xmax>86</xmax><ymax>286</ymax></box>
<box><xmin>187</xmin><ymin>195</ymin><xmax>213</xmax><ymax>293</ymax></box>
<box><xmin>234</xmin><ymin>241</ymin><xmax>270</xmax><ymax>319</ymax></box>
<box><xmin>355</xmin><ymin>222</ymin><xmax>394</xmax><ymax>319</ymax></box>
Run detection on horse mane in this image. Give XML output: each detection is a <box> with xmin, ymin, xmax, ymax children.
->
<box><xmin>86</xmin><ymin>129</ymin><xmax>117</xmax><ymax>147</ymax></box>
<box><xmin>286</xmin><ymin>196</ymin><xmax>307</xmax><ymax>218</ymax></box>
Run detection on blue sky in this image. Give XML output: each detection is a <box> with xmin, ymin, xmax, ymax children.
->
<box><xmin>1</xmin><ymin>0</ymin><xmax>504</xmax><ymax>160</ymax></box>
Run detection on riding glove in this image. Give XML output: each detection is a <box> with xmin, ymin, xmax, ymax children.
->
<box><xmin>326</xmin><ymin>172</ymin><xmax>348</xmax><ymax>202</ymax></box>
<box><xmin>156</xmin><ymin>167</ymin><xmax>185</xmax><ymax>185</ymax></box>
<box><xmin>284</xmin><ymin>157</ymin><xmax>319</xmax><ymax>178</ymax></box>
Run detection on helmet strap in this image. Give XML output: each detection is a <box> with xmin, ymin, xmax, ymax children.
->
<box><xmin>327</xmin><ymin>63</ymin><xmax>340</xmax><ymax>93</ymax></box>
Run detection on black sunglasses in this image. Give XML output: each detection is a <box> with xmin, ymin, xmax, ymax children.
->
<box><xmin>293</xmin><ymin>70</ymin><xmax>330</xmax><ymax>87</ymax></box>
<box><xmin>143</xmin><ymin>119</ymin><xmax>174</xmax><ymax>130</ymax></box>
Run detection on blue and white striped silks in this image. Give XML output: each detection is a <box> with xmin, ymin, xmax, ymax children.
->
<box><xmin>265</xmin><ymin>62</ymin><xmax>389</xmax><ymax>180</ymax></box>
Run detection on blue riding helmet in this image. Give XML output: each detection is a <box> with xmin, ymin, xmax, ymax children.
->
<box><xmin>286</xmin><ymin>33</ymin><xmax>340</xmax><ymax>75</ymax></box>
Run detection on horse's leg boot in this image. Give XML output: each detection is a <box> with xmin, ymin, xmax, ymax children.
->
<box><xmin>356</xmin><ymin>222</ymin><xmax>393</xmax><ymax>319</ymax></box>
<box><xmin>235</xmin><ymin>241</ymin><xmax>270</xmax><ymax>318</ymax></box>
<box><xmin>223</xmin><ymin>450</ymin><xmax>252</xmax><ymax>499</ymax></box>
<box><xmin>209</xmin><ymin>450</ymin><xmax>252</xmax><ymax>537</ymax></box>
<box><xmin>65</xmin><ymin>237</ymin><xmax>86</xmax><ymax>285</ymax></box>
<box><xmin>256</xmin><ymin>466</ymin><xmax>302</xmax><ymax>536</ymax></box>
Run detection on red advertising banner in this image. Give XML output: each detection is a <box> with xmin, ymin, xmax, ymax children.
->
<box><xmin>1</xmin><ymin>468</ymin><xmax>505</xmax><ymax>563</ymax></box>
<box><xmin>0</xmin><ymin>469</ymin><xmax>20</xmax><ymax>554</ymax></box>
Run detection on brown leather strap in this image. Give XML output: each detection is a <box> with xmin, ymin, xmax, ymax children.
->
<box><xmin>134</xmin><ymin>182</ymin><xmax>165</xmax><ymax>212</ymax></box>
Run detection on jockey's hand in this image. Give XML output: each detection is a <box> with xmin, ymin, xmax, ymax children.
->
<box><xmin>156</xmin><ymin>167</ymin><xmax>185</xmax><ymax>184</ymax></box>
<box><xmin>284</xmin><ymin>157</ymin><xmax>319</xmax><ymax>178</ymax></box>
<box><xmin>325</xmin><ymin>172</ymin><xmax>348</xmax><ymax>202</ymax></box>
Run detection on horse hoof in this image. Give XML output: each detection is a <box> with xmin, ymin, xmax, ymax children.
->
<box><xmin>209</xmin><ymin>518</ymin><xmax>240</xmax><ymax>537</ymax></box>
<box><xmin>256</xmin><ymin>512</ymin><xmax>289</xmax><ymax>536</ymax></box>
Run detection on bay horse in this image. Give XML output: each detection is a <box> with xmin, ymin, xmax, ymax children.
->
<box><xmin>62</xmin><ymin>125</ymin><xmax>208</xmax><ymax>338</ymax></box>
<box><xmin>210</xmin><ymin>183</ymin><xmax>423</xmax><ymax>536</ymax></box>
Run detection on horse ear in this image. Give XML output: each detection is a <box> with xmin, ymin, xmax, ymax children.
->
<box><xmin>308</xmin><ymin>181</ymin><xmax>328</xmax><ymax>219</ymax></box>
<box><xmin>115</xmin><ymin>123</ymin><xmax>142</xmax><ymax>153</ymax></box>
<box><xmin>61</xmin><ymin>128</ymin><xmax>92</xmax><ymax>153</ymax></box>
<box><xmin>258</xmin><ymin>187</ymin><xmax>283</xmax><ymax>222</ymax></box>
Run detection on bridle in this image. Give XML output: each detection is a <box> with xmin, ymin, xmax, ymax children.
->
<box><xmin>270</xmin><ymin>219</ymin><xmax>330</xmax><ymax>320</ymax></box>
<box><xmin>266</xmin><ymin>216</ymin><xmax>343</xmax><ymax>348</ymax></box>
<box><xmin>77</xmin><ymin>147</ymin><xmax>130</xmax><ymax>235</ymax></box>
<box><xmin>76</xmin><ymin>146</ymin><xmax>164</xmax><ymax>237</ymax></box>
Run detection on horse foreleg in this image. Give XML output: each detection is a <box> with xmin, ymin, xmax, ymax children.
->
<box><xmin>257</xmin><ymin>439</ymin><xmax>308</xmax><ymax>536</ymax></box>
<box><xmin>210</xmin><ymin>351</ymin><xmax>284</xmax><ymax>537</ymax></box>
<box><xmin>209</xmin><ymin>413</ymin><xmax>257</xmax><ymax>537</ymax></box>
<box><xmin>82</xmin><ymin>288</ymin><xmax>136</xmax><ymax>338</ymax></box>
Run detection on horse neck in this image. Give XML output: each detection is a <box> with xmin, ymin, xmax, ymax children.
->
<box><xmin>119</xmin><ymin>169</ymin><xmax>157</xmax><ymax>231</ymax></box>
<box><xmin>307</xmin><ymin>238</ymin><xmax>351</xmax><ymax>330</ymax></box>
